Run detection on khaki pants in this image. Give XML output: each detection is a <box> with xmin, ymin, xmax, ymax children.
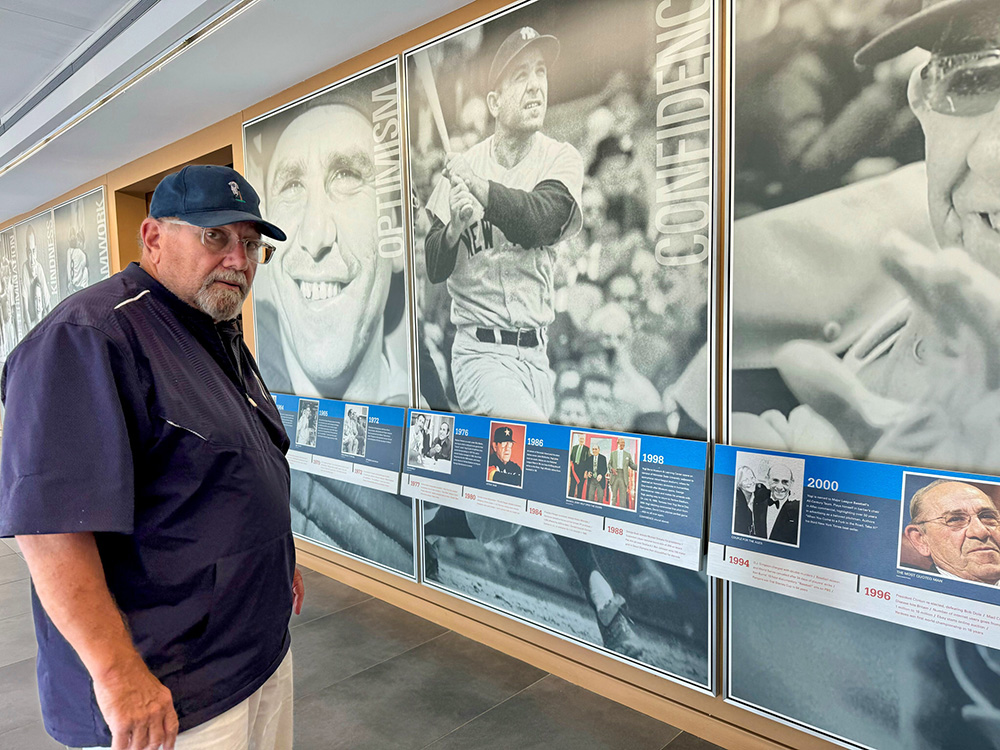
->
<box><xmin>75</xmin><ymin>650</ymin><xmax>293</xmax><ymax>750</ymax></box>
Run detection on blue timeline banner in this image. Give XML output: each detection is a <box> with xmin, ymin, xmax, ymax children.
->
<box><xmin>402</xmin><ymin>409</ymin><xmax>709</xmax><ymax>570</ymax></box>
<box><xmin>709</xmin><ymin>445</ymin><xmax>1000</xmax><ymax>649</ymax></box>
<box><xmin>274</xmin><ymin>393</ymin><xmax>405</xmax><ymax>495</ymax></box>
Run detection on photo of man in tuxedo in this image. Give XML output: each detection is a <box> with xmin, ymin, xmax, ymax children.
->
<box><xmin>752</xmin><ymin>463</ymin><xmax>800</xmax><ymax>545</ymax></box>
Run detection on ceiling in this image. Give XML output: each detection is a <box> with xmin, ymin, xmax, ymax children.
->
<box><xmin>0</xmin><ymin>0</ymin><xmax>469</xmax><ymax>225</ymax></box>
<box><xmin>0</xmin><ymin>0</ymin><xmax>136</xmax><ymax>120</ymax></box>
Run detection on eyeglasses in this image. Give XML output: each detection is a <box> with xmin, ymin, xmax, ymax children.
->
<box><xmin>910</xmin><ymin>49</ymin><xmax>1000</xmax><ymax>117</ymax></box>
<box><xmin>914</xmin><ymin>509</ymin><xmax>1000</xmax><ymax>530</ymax></box>
<box><xmin>161</xmin><ymin>219</ymin><xmax>277</xmax><ymax>264</ymax></box>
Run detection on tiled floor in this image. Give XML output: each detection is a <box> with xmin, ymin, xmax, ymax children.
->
<box><xmin>0</xmin><ymin>537</ymin><xmax>724</xmax><ymax>750</ymax></box>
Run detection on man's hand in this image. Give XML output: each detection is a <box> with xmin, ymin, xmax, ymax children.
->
<box><xmin>17</xmin><ymin>533</ymin><xmax>180</xmax><ymax>750</ymax></box>
<box><xmin>444</xmin><ymin>153</ymin><xmax>488</xmax><ymax>205</ymax></box>
<box><xmin>292</xmin><ymin>567</ymin><xmax>305</xmax><ymax>616</ymax></box>
<box><xmin>443</xmin><ymin>177</ymin><xmax>484</xmax><ymax>248</ymax></box>
<box><xmin>93</xmin><ymin>655</ymin><xmax>178</xmax><ymax>750</ymax></box>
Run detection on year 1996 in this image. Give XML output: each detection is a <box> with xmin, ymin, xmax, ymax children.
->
<box><xmin>864</xmin><ymin>587</ymin><xmax>891</xmax><ymax>601</ymax></box>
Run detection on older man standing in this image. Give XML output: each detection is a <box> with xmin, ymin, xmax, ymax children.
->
<box><xmin>607</xmin><ymin>437</ymin><xmax>636</xmax><ymax>509</ymax></box>
<box><xmin>0</xmin><ymin>165</ymin><xmax>303</xmax><ymax>750</ymax></box>
<box><xmin>904</xmin><ymin>480</ymin><xmax>1000</xmax><ymax>585</ymax></box>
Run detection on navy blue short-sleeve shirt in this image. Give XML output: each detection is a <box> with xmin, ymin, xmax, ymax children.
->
<box><xmin>0</xmin><ymin>263</ymin><xmax>294</xmax><ymax>748</ymax></box>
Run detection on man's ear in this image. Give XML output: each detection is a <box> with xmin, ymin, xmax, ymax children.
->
<box><xmin>486</xmin><ymin>90</ymin><xmax>499</xmax><ymax>119</ymax></box>
<box><xmin>904</xmin><ymin>524</ymin><xmax>932</xmax><ymax>557</ymax></box>
<box><xmin>140</xmin><ymin>218</ymin><xmax>165</xmax><ymax>265</ymax></box>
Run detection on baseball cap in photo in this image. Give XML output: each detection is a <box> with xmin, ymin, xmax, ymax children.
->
<box><xmin>149</xmin><ymin>165</ymin><xmax>287</xmax><ymax>241</ymax></box>
<box><xmin>492</xmin><ymin>425</ymin><xmax>516</xmax><ymax>443</ymax></box>
<box><xmin>488</xmin><ymin>26</ymin><xmax>560</xmax><ymax>90</ymax></box>
<box><xmin>856</xmin><ymin>0</ymin><xmax>999</xmax><ymax>65</ymax></box>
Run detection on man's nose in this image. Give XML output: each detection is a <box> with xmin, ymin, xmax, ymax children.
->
<box><xmin>967</xmin><ymin>513</ymin><xmax>992</xmax><ymax>538</ymax></box>
<box><xmin>222</xmin><ymin>240</ymin><xmax>250</xmax><ymax>271</ymax></box>
<box><xmin>966</xmin><ymin>105</ymin><xmax>1000</xmax><ymax>182</ymax></box>
<box><xmin>299</xmin><ymin>192</ymin><xmax>337</xmax><ymax>260</ymax></box>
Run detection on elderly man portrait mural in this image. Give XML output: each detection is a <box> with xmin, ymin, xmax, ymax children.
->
<box><xmin>245</xmin><ymin>61</ymin><xmax>416</xmax><ymax>576</ymax></box>
<box><xmin>408</xmin><ymin>0</ymin><xmax>714</xmax><ymax>687</ymax></box>
<box><xmin>727</xmin><ymin>1</ymin><xmax>1000</xmax><ymax>748</ymax></box>
<box><xmin>901</xmin><ymin>478</ymin><xmax>1000</xmax><ymax>585</ymax></box>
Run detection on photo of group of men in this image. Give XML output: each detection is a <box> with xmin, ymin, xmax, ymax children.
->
<box><xmin>407</xmin><ymin>411</ymin><xmax>454</xmax><ymax>473</ymax></box>
<box><xmin>566</xmin><ymin>432</ymin><xmax>639</xmax><ymax>510</ymax></box>
<box><xmin>245</xmin><ymin>61</ymin><xmax>417</xmax><ymax>578</ymax></box>
<box><xmin>0</xmin><ymin>188</ymin><xmax>108</xmax><ymax>359</ymax></box>
<box><xmin>727</xmin><ymin>0</ymin><xmax>1000</xmax><ymax>747</ymax></box>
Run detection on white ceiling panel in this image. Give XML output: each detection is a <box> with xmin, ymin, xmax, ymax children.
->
<box><xmin>0</xmin><ymin>0</ymin><xmax>131</xmax><ymax>31</ymax></box>
<box><xmin>0</xmin><ymin>9</ymin><xmax>97</xmax><ymax>114</ymax></box>
<box><xmin>0</xmin><ymin>0</ymin><xmax>470</xmax><ymax>225</ymax></box>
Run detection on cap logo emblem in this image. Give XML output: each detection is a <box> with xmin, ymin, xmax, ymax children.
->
<box><xmin>229</xmin><ymin>181</ymin><xmax>245</xmax><ymax>203</ymax></box>
<box><xmin>520</xmin><ymin>27</ymin><xmax>537</xmax><ymax>40</ymax></box>
<box><xmin>504</xmin><ymin>428</ymin><xmax>511</xmax><ymax>437</ymax></box>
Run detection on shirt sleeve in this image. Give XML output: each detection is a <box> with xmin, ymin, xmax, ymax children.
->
<box><xmin>484</xmin><ymin>179</ymin><xmax>578</xmax><ymax>249</ymax></box>
<box><xmin>424</xmin><ymin>215</ymin><xmax>460</xmax><ymax>284</ymax></box>
<box><xmin>0</xmin><ymin>323</ymin><xmax>137</xmax><ymax>536</ymax></box>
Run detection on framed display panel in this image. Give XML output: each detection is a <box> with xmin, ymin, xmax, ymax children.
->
<box><xmin>11</xmin><ymin>209</ymin><xmax>57</xmax><ymax>339</ymax></box>
<box><xmin>404</xmin><ymin>410</ymin><xmax>710</xmax><ymax>571</ymax></box>
<box><xmin>404</xmin><ymin>0</ymin><xmax>715</xmax><ymax>438</ymax></box>
<box><xmin>1</xmin><ymin>187</ymin><xmax>111</xmax><ymax>358</ymax></box>
<box><xmin>422</xmin><ymin>499</ymin><xmax>715</xmax><ymax>692</ymax></box>
<box><xmin>244</xmin><ymin>58</ymin><xmax>411</xmax><ymax>408</ymax></box>
<box><xmin>723</xmin><ymin>1</ymin><xmax>1000</xmax><ymax>748</ymax></box>
<box><xmin>243</xmin><ymin>59</ymin><xmax>418</xmax><ymax>577</ymax></box>
<box><xmin>0</xmin><ymin>229</ymin><xmax>19</xmax><ymax>361</ymax></box>
<box><xmin>52</xmin><ymin>187</ymin><xmax>111</xmax><ymax>301</ymax></box>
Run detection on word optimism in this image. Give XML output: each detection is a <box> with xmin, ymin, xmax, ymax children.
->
<box><xmin>373</xmin><ymin>81</ymin><xmax>404</xmax><ymax>259</ymax></box>
<box><xmin>653</xmin><ymin>0</ymin><xmax>711</xmax><ymax>267</ymax></box>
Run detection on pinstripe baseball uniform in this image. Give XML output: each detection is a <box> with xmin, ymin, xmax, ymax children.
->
<box><xmin>424</xmin><ymin>132</ymin><xmax>583</xmax><ymax>421</ymax></box>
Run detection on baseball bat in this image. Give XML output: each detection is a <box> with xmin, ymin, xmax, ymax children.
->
<box><xmin>413</xmin><ymin>50</ymin><xmax>477</xmax><ymax>223</ymax></box>
<box><xmin>413</xmin><ymin>50</ymin><xmax>450</xmax><ymax>151</ymax></box>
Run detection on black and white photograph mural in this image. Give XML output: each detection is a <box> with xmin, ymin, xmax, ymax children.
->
<box><xmin>406</xmin><ymin>0</ymin><xmax>714</xmax><ymax>438</ymax></box>
<box><xmin>726</xmin><ymin>1</ymin><xmax>1000</xmax><ymax>747</ymax></box>
<box><xmin>245</xmin><ymin>61</ymin><xmax>417</xmax><ymax>577</ymax></box>
<box><xmin>408</xmin><ymin>0</ymin><xmax>716</xmax><ymax>688</ymax></box>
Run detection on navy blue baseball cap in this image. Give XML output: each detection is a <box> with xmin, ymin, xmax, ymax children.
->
<box><xmin>492</xmin><ymin>425</ymin><xmax>516</xmax><ymax>443</ymax></box>
<box><xmin>149</xmin><ymin>165</ymin><xmax>286</xmax><ymax>241</ymax></box>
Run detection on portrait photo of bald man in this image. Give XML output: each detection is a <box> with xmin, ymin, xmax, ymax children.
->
<box><xmin>900</xmin><ymin>476</ymin><xmax>1000</xmax><ymax>587</ymax></box>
